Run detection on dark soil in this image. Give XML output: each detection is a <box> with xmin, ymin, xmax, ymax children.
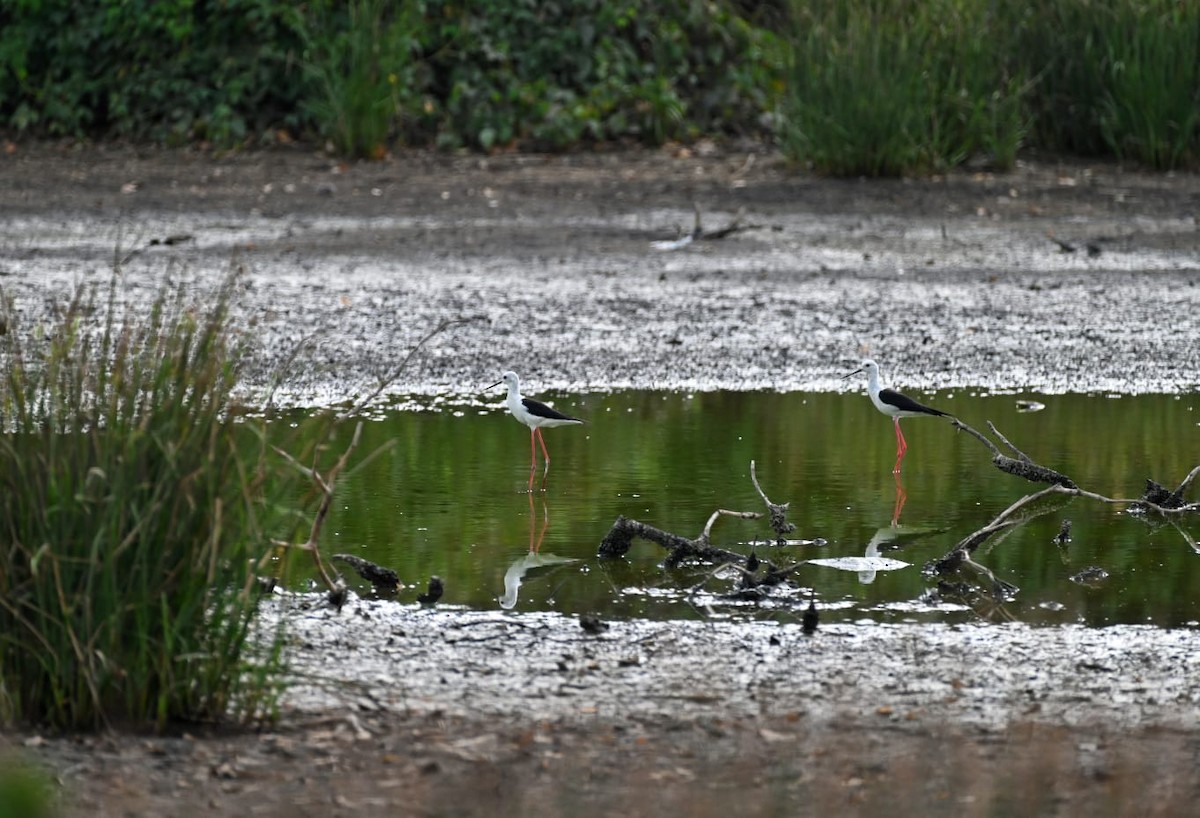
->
<box><xmin>2</xmin><ymin>141</ymin><xmax>1199</xmax><ymax>816</ymax></box>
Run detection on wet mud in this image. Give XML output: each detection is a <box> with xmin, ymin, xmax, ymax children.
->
<box><xmin>2</xmin><ymin>143</ymin><xmax>1199</xmax><ymax>815</ymax></box>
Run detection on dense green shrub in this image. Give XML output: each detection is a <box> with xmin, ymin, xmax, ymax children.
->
<box><xmin>0</xmin><ymin>0</ymin><xmax>311</xmax><ymax>144</ymax></box>
<box><xmin>0</xmin><ymin>0</ymin><xmax>783</xmax><ymax>152</ymax></box>
<box><xmin>406</xmin><ymin>0</ymin><xmax>783</xmax><ymax>150</ymax></box>
<box><xmin>0</xmin><ymin>274</ymin><xmax>286</xmax><ymax>730</ymax></box>
<box><xmin>0</xmin><ymin>0</ymin><xmax>1195</xmax><ymax>169</ymax></box>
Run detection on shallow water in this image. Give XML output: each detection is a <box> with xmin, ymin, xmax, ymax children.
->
<box><xmin>274</xmin><ymin>389</ymin><xmax>1200</xmax><ymax>627</ymax></box>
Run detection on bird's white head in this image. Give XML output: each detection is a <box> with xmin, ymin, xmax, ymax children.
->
<box><xmin>487</xmin><ymin>370</ymin><xmax>521</xmax><ymax>392</ymax></box>
<box><xmin>842</xmin><ymin>359</ymin><xmax>880</xmax><ymax>380</ymax></box>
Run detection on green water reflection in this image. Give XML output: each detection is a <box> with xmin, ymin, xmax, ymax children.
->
<box><xmin>275</xmin><ymin>390</ymin><xmax>1200</xmax><ymax>627</ymax></box>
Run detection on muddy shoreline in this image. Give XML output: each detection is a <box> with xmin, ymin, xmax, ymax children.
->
<box><xmin>2</xmin><ymin>143</ymin><xmax>1199</xmax><ymax>815</ymax></box>
<box><xmin>2</xmin><ymin>143</ymin><xmax>1198</xmax><ymax>403</ymax></box>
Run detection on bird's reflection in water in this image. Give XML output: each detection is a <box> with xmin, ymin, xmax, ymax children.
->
<box><xmin>498</xmin><ymin>494</ymin><xmax>577</xmax><ymax>610</ymax></box>
<box><xmin>858</xmin><ymin>526</ymin><xmax>897</xmax><ymax>585</ymax></box>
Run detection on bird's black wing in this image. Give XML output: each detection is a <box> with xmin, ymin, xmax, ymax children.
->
<box><xmin>522</xmin><ymin>397</ymin><xmax>582</xmax><ymax>422</ymax></box>
<box><xmin>879</xmin><ymin>388</ymin><xmax>950</xmax><ymax>417</ymax></box>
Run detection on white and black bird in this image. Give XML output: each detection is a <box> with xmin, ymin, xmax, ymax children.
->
<box><xmin>488</xmin><ymin>371</ymin><xmax>583</xmax><ymax>490</ymax></box>
<box><xmin>844</xmin><ymin>359</ymin><xmax>952</xmax><ymax>474</ymax></box>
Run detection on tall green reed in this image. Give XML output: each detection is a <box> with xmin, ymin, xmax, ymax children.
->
<box><xmin>302</xmin><ymin>0</ymin><xmax>418</xmax><ymax>158</ymax></box>
<box><xmin>1094</xmin><ymin>2</ymin><xmax>1199</xmax><ymax>169</ymax></box>
<box><xmin>783</xmin><ymin>0</ymin><xmax>1198</xmax><ymax>176</ymax></box>
<box><xmin>783</xmin><ymin>0</ymin><xmax>1030</xmax><ymax>176</ymax></box>
<box><xmin>0</xmin><ymin>273</ymin><xmax>285</xmax><ymax>730</ymax></box>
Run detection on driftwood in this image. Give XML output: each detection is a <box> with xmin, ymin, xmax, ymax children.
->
<box><xmin>598</xmin><ymin>461</ymin><xmax>812</xmax><ymax>603</ymax></box>
<box><xmin>929</xmin><ymin>446</ymin><xmax>1200</xmax><ymax>586</ymax></box>
<box><xmin>951</xmin><ymin>418</ymin><xmax>1076</xmax><ymax>488</ymax></box>
<box><xmin>598</xmin><ymin>513</ymin><xmax>751</xmax><ymax>569</ymax></box>
<box><xmin>651</xmin><ymin>204</ymin><xmax>762</xmax><ymax>251</ymax></box>
<box><xmin>332</xmin><ymin>553</ymin><xmax>402</xmax><ymax>595</ymax></box>
<box><xmin>916</xmin><ymin>416</ymin><xmax>1200</xmax><ymax>606</ymax></box>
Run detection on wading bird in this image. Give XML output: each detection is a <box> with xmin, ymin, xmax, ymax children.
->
<box><xmin>844</xmin><ymin>359</ymin><xmax>952</xmax><ymax>474</ymax></box>
<box><xmin>488</xmin><ymin>371</ymin><xmax>583</xmax><ymax>491</ymax></box>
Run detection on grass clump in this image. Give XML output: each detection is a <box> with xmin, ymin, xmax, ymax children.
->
<box><xmin>302</xmin><ymin>0</ymin><xmax>418</xmax><ymax>158</ymax></box>
<box><xmin>1024</xmin><ymin>0</ymin><xmax>1200</xmax><ymax>169</ymax></box>
<box><xmin>782</xmin><ymin>0</ymin><xmax>1198</xmax><ymax>175</ymax></box>
<box><xmin>782</xmin><ymin>0</ymin><xmax>1030</xmax><ymax>176</ymax></box>
<box><xmin>0</xmin><ymin>274</ymin><xmax>284</xmax><ymax>731</ymax></box>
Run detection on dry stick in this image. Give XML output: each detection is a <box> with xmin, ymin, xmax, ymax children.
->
<box><xmin>339</xmin><ymin>315</ymin><xmax>483</xmax><ymax>420</ymax></box>
<box><xmin>1176</xmin><ymin>465</ymin><xmax>1200</xmax><ymax>498</ymax></box>
<box><xmin>699</xmin><ymin>509</ymin><xmax>763</xmax><ymax>544</ymax></box>
<box><xmin>987</xmin><ymin>421</ymin><xmax>1033</xmax><ymax>463</ymax></box>
<box><xmin>598</xmin><ymin>515</ymin><xmax>748</xmax><ymax>568</ymax></box>
<box><xmin>749</xmin><ymin>459</ymin><xmax>797</xmax><ymax>541</ymax></box>
<box><xmin>271</xmin><ymin>421</ymin><xmax>365</xmax><ymax>594</ymax></box>
<box><xmin>951</xmin><ymin>418</ymin><xmax>1076</xmax><ymax>488</ymax></box>
<box><xmin>261</xmin><ymin>327</ymin><xmax>325</xmax><ymax>413</ymax></box>
<box><xmin>932</xmin><ymin>468</ymin><xmax>1200</xmax><ymax>574</ymax></box>
<box><xmin>600</xmin><ymin>462</ymin><xmax>798</xmax><ymax>575</ymax></box>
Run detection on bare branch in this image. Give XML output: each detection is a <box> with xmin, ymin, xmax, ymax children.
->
<box><xmin>598</xmin><ymin>514</ymin><xmax>746</xmax><ymax>568</ymax></box>
<box><xmin>699</xmin><ymin>509</ymin><xmax>762</xmax><ymax>544</ymax></box>
<box><xmin>987</xmin><ymin>421</ymin><xmax>1034</xmax><ymax>463</ymax></box>
<box><xmin>952</xmin><ymin>418</ymin><xmax>1076</xmax><ymax>487</ymax></box>
<box><xmin>270</xmin><ymin>422</ymin><xmax>366</xmax><ymax>598</ymax></box>
<box><xmin>951</xmin><ymin>418</ymin><xmax>1000</xmax><ymax>456</ymax></box>
<box><xmin>1175</xmin><ymin>465</ymin><xmax>1200</xmax><ymax>497</ymax></box>
<box><xmin>339</xmin><ymin>316</ymin><xmax>482</xmax><ymax>419</ymax></box>
<box><xmin>749</xmin><ymin>460</ymin><xmax>797</xmax><ymax>541</ymax></box>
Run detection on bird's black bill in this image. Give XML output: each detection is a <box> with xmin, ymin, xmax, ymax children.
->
<box><xmin>485</xmin><ymin>380</ymin><xmax>503</xmax><ymax>391</ymax></box>
<box><xmin>841</xmin><ymin>368</ymin><xmax>864</xmax><ymax>380</ymax></box>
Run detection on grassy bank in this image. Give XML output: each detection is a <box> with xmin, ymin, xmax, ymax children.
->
<box><xmin>0</xmin><ymin>274</ymin><xmax>286</xmax><ymax>731</ymax></box>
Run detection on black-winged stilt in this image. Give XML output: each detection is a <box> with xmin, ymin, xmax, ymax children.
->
<box><xmin>488</xmin><ymin>371</ymin><xmax>583</xmax><ymax>491</ymax></box>
<box><xmin>844</xmin><ymin>359</ymin><xmax>952</xmax><ymax>474</ymax></box>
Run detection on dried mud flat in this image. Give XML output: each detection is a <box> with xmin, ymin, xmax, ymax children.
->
<box><xmin>2</xmin><ymin>143</ymin><xmax>1200</xmax><ymax>816</ymax></box>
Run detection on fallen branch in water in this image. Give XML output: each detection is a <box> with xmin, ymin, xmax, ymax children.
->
<box><xmin>951</xmin><ymin>418</ymin><xmax>1076</xmax><ymax>488</ymax></box>
<box><xmin>332</xmin><ymin>553</ymin><xmax>401</xmax><ymax>596</ymax></box>
<box><xmin>598</xmin><ymin>462</ymin><xmax>809</xmax><ymax>586</ymax></box>
<box><xmin>598</xmin><ymin>514</ymin><xmax>751</xmax><ymax>569</ymax></box>
<box><xmin>928</xmin><ymin>465</ymin><xmax>1200</xmax><ymax>580</ymax></box>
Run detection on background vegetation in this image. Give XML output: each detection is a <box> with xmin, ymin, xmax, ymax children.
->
<box><xmin>0</xmin><ymin>0</ymin><xmax>1196</xmax><ymax>165</ymax></box>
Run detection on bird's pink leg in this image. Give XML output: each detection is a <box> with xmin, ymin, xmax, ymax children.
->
<box><xmin>536</xmin><ymin>428</ymin><xmax>551</xmax><ymax>472</ymax></box>
<box><xmin>535</xmin><ymin>428</ymin><xmax>553</xmax><ymax>491</ymax></box>
<box><xmin>892</xmin><ymin>418</ymin><xmax>908</xmax><ymax>474</ymax></box>
<box><xmin>527</xmin><ymin>430</ymin><xmax>538</xmax><ymax>492</ymax></box>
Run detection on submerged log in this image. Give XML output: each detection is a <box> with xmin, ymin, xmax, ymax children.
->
<box><xmin>332</xmin><ymin>553</ymin><xmax>401</xmax><ymax>595</ymax></box>
<box><xmin>952</xmin><ymin>419</ymin><xmax>1077</xmax><ymax>488</ymax></box>
<box><xmin>598</xmin><ymin>514</ymin><xmax>747</xmax><ymax>569</ymax></box>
